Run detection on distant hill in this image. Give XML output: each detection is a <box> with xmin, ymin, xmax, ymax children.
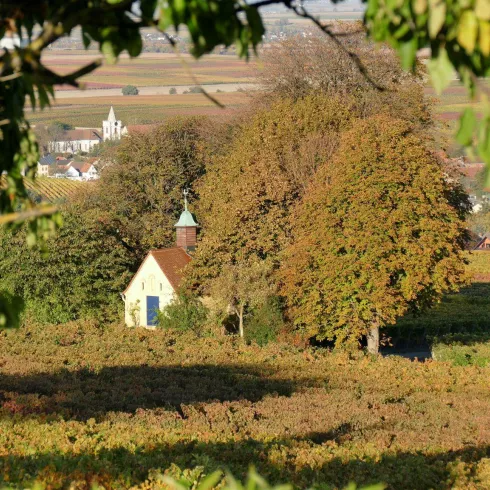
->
<box><xmin>0</xmin><ymin>176</ymin><xmax>88</xmax><ymax>202</ymax></box>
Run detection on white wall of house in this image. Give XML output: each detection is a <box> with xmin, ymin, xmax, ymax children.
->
<box><xmin>82</xmin><ymin>165</ymin><xmax>98</xmax><ymax>180</ymax></box>
<box><xmin>123</xmin><ymin>254</ymin><xmax>175</xmax><ymax>328</ymax></box>
<box><xmin>65</xmin><ymin>167</ymin><xmax>81</xmax><ymax>179</ymax></box>
<box><xmin>50</xmin><ymin>139</ymin><xmax>100</xmax><ymax>153</ymax></box>
<box><xmin>37</xmin><ymin>163</ymin><xmax>49</xmax><ymax>176</ymax></box>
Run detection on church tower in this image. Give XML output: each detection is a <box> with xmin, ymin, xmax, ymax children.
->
<box><xmin>175</xmin><ymin>189</ymin><xmax>199</xmax><ymax>252</ymax></box>
<box><xmin>102</xmin><ymin>106</ymin><xmax>123</xmax><ymax>141</ymax></box>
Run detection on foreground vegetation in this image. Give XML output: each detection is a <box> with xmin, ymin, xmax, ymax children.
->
<box><xmin>1</xmin><ymin>321</ymin><xmax>489</xmax><ymax>490</ymax></box>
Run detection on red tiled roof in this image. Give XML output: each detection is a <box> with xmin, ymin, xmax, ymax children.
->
<box><xmin>459</xmin><ymin>163</ymin><xmax>485</xmax><ymax>179</ymax></box>
<box><xmin>126</xmin><ymin>124</ymin><xmax>157</xmax><ymax>134</ymax></box>
<box><xmin>150</xmin><ymin>248</ymin><xmax>192</xmax><ymax>289</ymax></box>
<box><xmin>58</xmin><ymin>129</ymin><xmax>102</xmax><ymax>141</ymax></box>
<box><xmin>123</xmin><ymin>247</ymin><xmax>192</xmax><ymax>294</ymax></box>
<box><xmin>72</xmin><ymin>162</ymin><xmax>94</xmax><ymax>173</ymax></box>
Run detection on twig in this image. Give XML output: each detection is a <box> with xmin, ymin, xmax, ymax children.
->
<box><xmin>0</xmin><ymin>205</ymin><xmax>58</xmax><ymax>225</ymax></box>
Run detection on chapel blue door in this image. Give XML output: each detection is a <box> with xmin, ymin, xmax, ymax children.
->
<box><xmin>146</xmin><ymin>296</ymin><xmax>159</xmax><ymax>326</ymax></box>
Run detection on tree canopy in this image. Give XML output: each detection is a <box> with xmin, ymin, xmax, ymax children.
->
<box><xmin>0</xmin><ymin>203</ymin><xmax>133</xmax><ymax>324</ymax></box>
<box><xmin>122</xmin><ymin>84</ymin><xmax>139</xmax><ymax>96</ymax></box>
<box><xmin>187</xmin><ymin>95</ymin><xmax>355</xmax><ymax>291</ymax></box>
<box><xmin>280</xmin><ymin>115</ymin><xmax>470</xmax><ymax>353</ymax></box>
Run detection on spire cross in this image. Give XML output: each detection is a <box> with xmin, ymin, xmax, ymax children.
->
<box><xmin>183</xmin><ymin>188</ymin><xmax>189</xmax><ymax>211</ymax></box>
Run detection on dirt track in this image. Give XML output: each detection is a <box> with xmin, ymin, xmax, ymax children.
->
<box><xmin>54</xmin><ymin>83</ymin><xmax>259</xmax><ymax>99</ymax></box>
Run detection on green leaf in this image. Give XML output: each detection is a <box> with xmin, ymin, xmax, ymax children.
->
<box><xmin>101</xmin><ymin>40</ymin><xmax>117</xmax><ymax>64</ymax></box>
<box><xmin>140</xmin><ymin>0</ymin><xmax>158</xmax><ymax>19</ymax></box>
<box><xmin>412</xmin><ymin>0</ymin><xmax>427</xmax><ymax>16</ymax></box>
<box><xmin>428</xmin><ymin>0</ymin><xmax>446</xmax><ymax>38</ymax></box>
<box><xmin>480</xmin><ymin>19</ymin><xmax>490</xmax><ymax>56</ymax></box>
<box><xmin>399</xmin><ymin>37</ymin><xmax>417</xmax><ymax>70</ymax></box>
<box><xmin>476</xmin><ymin>0</ymin><xmax>490</xmax><ymax>21</ymax></box>
<box><xmin>245</xmin><ymin>6</ymin><xmax>265</xmax><ymax>51</ymax></box>
<box><xmin>478</xmin><ymin>114</ymin><xmax>490</xmax><ymax>164</ymax></box>
<box><xmin>427</xmin><ymin>48</ymin><xmax>454</xmax><ymax>94</ymax></box>
<box><xmin>127</xmin><ymin>33</ymin><xmax>143</xmax><ymax>57</ymax></box>
<box><xmin>456</xmin><ymin>108</ymin><xmax>477</xmax><ymax>146</ymax></box>
<box><xmin>458</xmin><ymin>10</ymin><xmax>479</xmax><ymax>54</ymax></box>
<box><xmin>196</xmin><ymin>471</ymin><xmax>223</xmax><ymax>490</ymax></box>
<box><xmin>0</xmin><ymin>291</ymin><xmax>24</xmax><ymax>329</ymax></box>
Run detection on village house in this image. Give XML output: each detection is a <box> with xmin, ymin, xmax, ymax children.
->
<box><xmin>36</xmin><ymin>153</ymin><xmax>99</xmax><ymax>180</ymax></box>
<box><xmin>122</xmin><ymin>191</ymin><xmax>198</xmax><ymax>327</ymax></box>
<box><xmin>71</xmin><ymin>162</ymin><xmax>98</xmax><ymax>180</ymax></box>
<box><xmin>475</xmin><ymin>233</ymin><xmax>490</xmax><ymax>250</ymax></box>
<box><xmin>37</xmin><ymin>154</ymin><xmax>56</xmax><ymax>177</ymax></box>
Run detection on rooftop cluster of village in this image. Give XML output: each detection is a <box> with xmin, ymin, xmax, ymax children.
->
<box><xmin>35</xmin><ymin>107</ymin><xmax>125</xmax><ymax>181</ymax></box>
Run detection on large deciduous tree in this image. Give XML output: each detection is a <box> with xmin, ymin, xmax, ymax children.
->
<box><xmin>280</xmin><ymin>116</ymin><xmax>470</xmax><ymax>354</ymax></box>
<box><xmin>260</xmin><ymin>29</ymin><xmax>432</xmax><ymax>133</ymax></box>
<box><xmin>187</xmin><ymin>95</ymin><xmax>355</xmax><ymax>292</ymax></box>
<box><xmin>259</xmin><ymin>33</ymin><xmax>434</xmax><ymax>136</ymax></box>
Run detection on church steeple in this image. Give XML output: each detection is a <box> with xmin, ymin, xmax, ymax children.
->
<box><xmin>102</xmin><ymin>106</ymin><xmax>122</xmax><ymax>141</ymax></box>
<box><xmin>107</xmin><ymin>106</ymin><xmax>116</xmax><ymax>122</ymax></box>
<box><xmin>175</xmin><ymin>189</ymin><xmax>198</xmax><ymax>252</ymax></box>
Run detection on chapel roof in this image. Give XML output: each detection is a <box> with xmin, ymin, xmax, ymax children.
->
<box><xmin>150</xmin><ymin>248</ymin><xmax>192</xmax><ymax>289</ymax></box>
<box><xmin>123</xmin><ymin>247</ymin><xmax>192</xmax><ymax>293</ymax></box>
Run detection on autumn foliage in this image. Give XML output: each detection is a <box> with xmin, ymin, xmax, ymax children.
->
<box><xmin>280</xmin><ymin>116</ymin><xmax>470</xmax><ymax>351</ymax></box>
<box><xmin>189</xmin><ymin>95</ymin><xmax>354</xmax><ymax>289</ymax></box>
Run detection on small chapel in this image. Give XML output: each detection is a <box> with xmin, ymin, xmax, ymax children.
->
<box><xmin>122</xmin><ymin>191</ymin><xmax>199</xmax><ymax>328</ymax></box>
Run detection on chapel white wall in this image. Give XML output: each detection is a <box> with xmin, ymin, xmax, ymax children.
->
<box><xmin>124</xmin><ymin>254</ymin><xmax>175</xmax><ymax>328</ymax></box>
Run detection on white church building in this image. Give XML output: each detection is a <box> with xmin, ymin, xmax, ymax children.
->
<box><xmin>49</xmin><ymin>107</ymin><xmax>127</xmax><ymax>153</ymax></box>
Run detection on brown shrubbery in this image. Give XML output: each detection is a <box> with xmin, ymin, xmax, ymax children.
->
<box><xmin>1</xmin><ymin>321</ymin><xmax>489</xmax><ymax>489</ymax></box>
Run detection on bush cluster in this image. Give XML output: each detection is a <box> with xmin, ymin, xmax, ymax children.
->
<box><xmin>156</xmin><ymin>293</ymin><xmax>209</xmax><ymax>332</ymax></box>
<box><xmin>245</xmin><ymin>297</ymin><xmax>284</xmax><ymax>346</ymax></box>
<box><xmin>0</xmin><ymin>321</ymin><xmax>489</xmax><ymax>489</ymax></box>
<box><xmin>122</xmin><ymin>84</ymin><xmax>139</xmax><ymax>95</ymax></box>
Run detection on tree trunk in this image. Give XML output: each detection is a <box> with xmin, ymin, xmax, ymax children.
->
<box><xmin>367</xmin><ymin>323</ymin><xmax>380</xmax><ymax>355</ymax></box>
<box><xmin>238</xmin><ymin>304</ymin><xmax>244</xmax><ymax>338</ymax></box>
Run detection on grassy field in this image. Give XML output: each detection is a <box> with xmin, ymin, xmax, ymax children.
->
<box><xmin>1</xmin><ymin>254</ymin><xmax>490</xmax><ymax>490</ymax></box>
<box><xmin>28</xmin><ymin>92</ymin><xmax>249</xmax><ymax>127</ymax></box>
<box><xmin>44</xmin><ymin>52</ymin><xmax>256</xmax><ymax>89</ymax></box>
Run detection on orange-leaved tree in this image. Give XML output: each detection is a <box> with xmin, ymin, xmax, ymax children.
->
<box><xmin>280</xmin><ymin>115</ymin><xmax>470</xmax><ymax>354</ymax></box>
